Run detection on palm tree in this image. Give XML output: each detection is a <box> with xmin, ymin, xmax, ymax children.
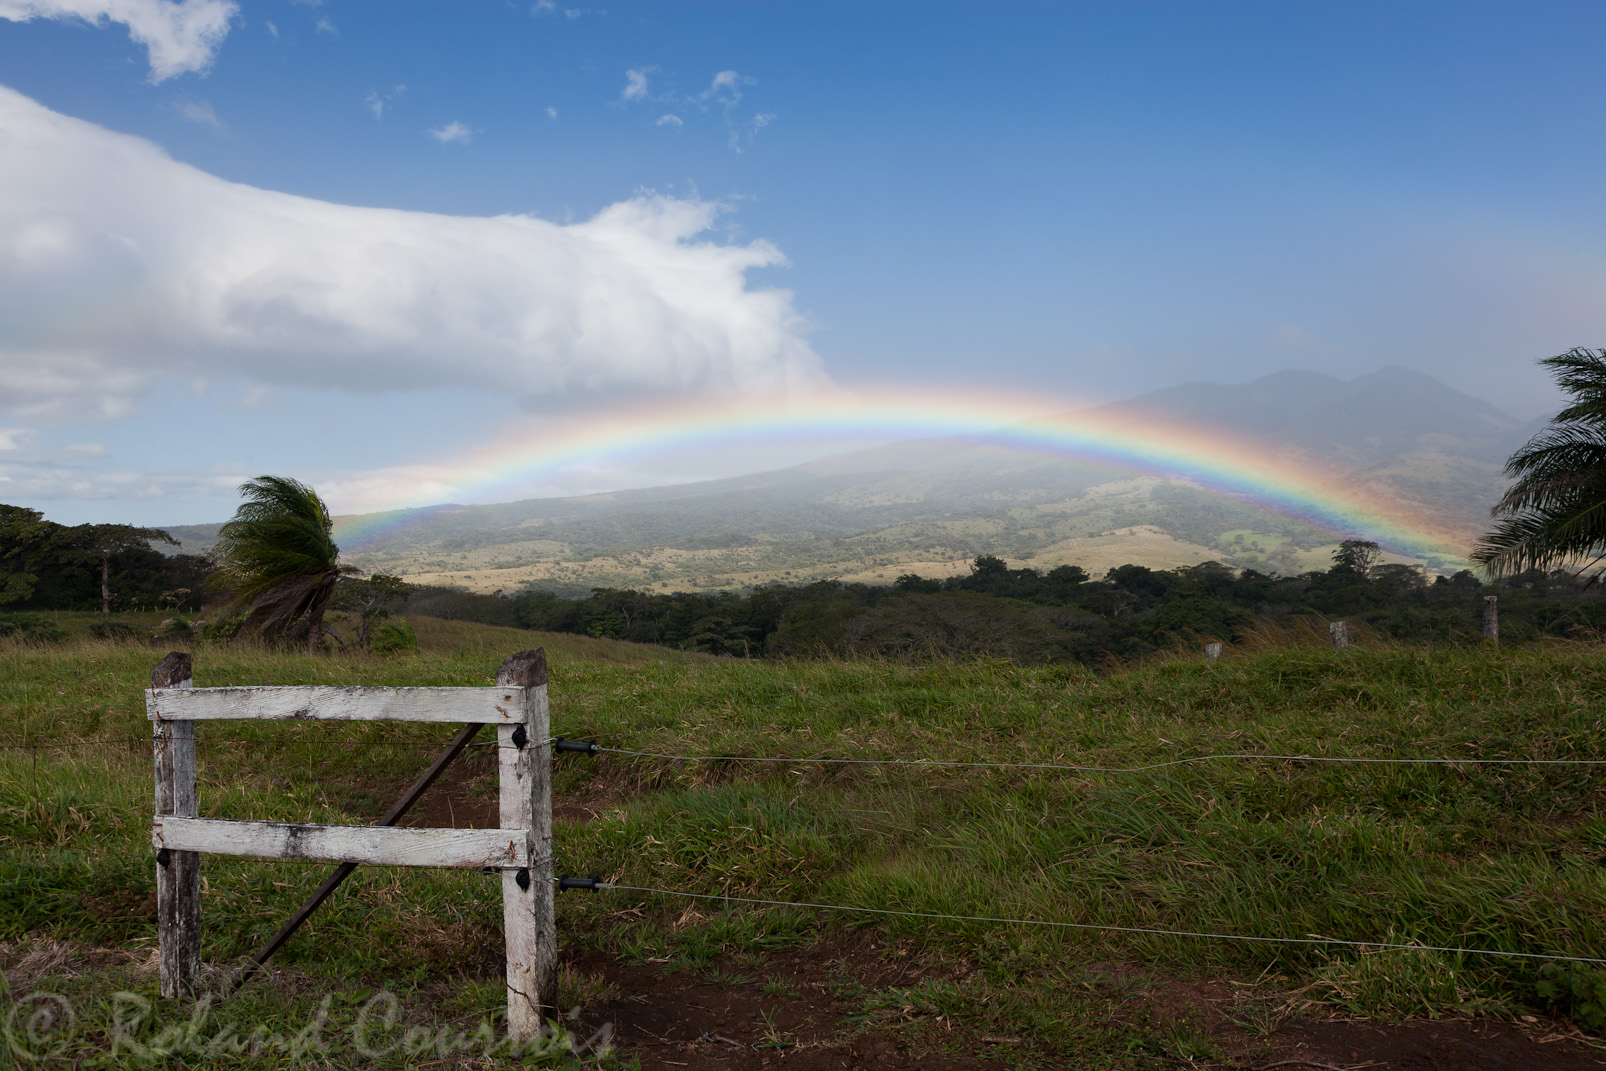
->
<box><xmin>210</xmin><ymin>476</ymin><xmax>357</xmax><ymax>651</ymax></box>
<box><xmin>1472</xmin><ymin>348</ymin><xmax>1606</xmax><ymax>580</ymax></box>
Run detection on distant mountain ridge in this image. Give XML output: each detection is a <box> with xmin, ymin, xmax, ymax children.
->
<box><xmin>162</xmin><ymin>367</ymin><xmax>1539</xmax><ymax>594</ymax></box>
<box><xmin>1092</xmin><ymin>366</ymin><xmax>1522</xmax><ymax>462</ymax></box>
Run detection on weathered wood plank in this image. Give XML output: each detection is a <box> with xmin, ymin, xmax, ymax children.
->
<box><xmin>152</xmin><ymin>653</ymin><xmax>201</xmax><ymax>999</ymax></box>
<box><xmin>153</xmin><ymin>817</ymin><xmax>529</xmax><ymax>868</ymax></box>
<box><xmin>497</xmin><ymin>649</ymin><xmax>555</xmax><ymax>1043</ymax></box>
<box><xmin>147</xmin><ymin>685</ymin><xmax>529</xmax><ymax>724</ymax></box>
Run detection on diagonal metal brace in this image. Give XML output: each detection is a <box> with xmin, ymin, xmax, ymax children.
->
<box><xmin>228</xmin><ymin>721</ymin><xmax>485</xmax><ymax>991</ymax></box>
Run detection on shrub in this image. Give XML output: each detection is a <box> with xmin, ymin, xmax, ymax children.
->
<box><xmin>88</xmin><ymin>621</ymin><xmax>141</xmax><ymax>641</ymax></box>
<box><xmin>369</xmin><ymin>619</ymin><xmax>418</xmax><ymax>654</ymax></box>
<box><xmin>0</xmin><ymin>613</ymin><xmax>67</xmax><ymax>644</ymax></box>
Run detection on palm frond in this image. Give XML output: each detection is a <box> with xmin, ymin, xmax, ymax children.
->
<box><xmin>1479</xmin><ymin>348</ymin><xmax>1606</xmax><ymax>579</ymax></box>
<box><xmin>210</xmin><ymin>476</ymin><xmax>353</xmax><ymax>643</ymax></box>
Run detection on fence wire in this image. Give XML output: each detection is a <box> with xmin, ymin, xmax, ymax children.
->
<box><xmin>593</xmin><ymin>745</ymin><xmax>1606</xmax><ymax>772</ymax></box>
<box><xmin>5</xmin><ymin>738</ymin><xmax>1603</xmax><ymax>768</ymax></box>
<box><xmin>579</xmin><ymin>880</ymin><xmax>1606</xmax><ymax>967</ymax></box>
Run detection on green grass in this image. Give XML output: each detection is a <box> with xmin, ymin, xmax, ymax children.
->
<box><xmin>2</xmin><ymin>618</ymin><xmax>1604</xmax><ymax>1067</ymax></box>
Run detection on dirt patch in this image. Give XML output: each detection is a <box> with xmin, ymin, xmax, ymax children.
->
<box><xmin>555</xmin><ymin>933</ymin><xmax>1606</xmax><ymax>1071</ymax></box>
<box><xmin>569</xmin><ymin>930</ymin><xmax>1007</xmax><ymax>1070</ymax></box>
<box><xmin>382</xmin><ymin>747</ymin><xmax>499</xmax><ymax>831</ymax></box>
<box><xmin>385</xmin><ymin>746</ymin><xmax>635</xmax><ymax>829</ymax></box>
<box><xmin>1259</xmin><ymin>1018</ymin><xmax>1606</xmax><ymax>1070</ymax></box>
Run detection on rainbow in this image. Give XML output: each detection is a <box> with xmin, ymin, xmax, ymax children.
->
<box><xmin>330</xmin><ymin>387</ymin><xmax>1474</xmax><ymax>565</ymax></box>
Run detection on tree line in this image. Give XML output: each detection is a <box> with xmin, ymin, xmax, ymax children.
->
<box><xmin>0</xmin><ymin>505</ymin><xmax>212</xmax><ymax>614</ymax></box>
<box><xmin>477</xmin><ymin>544</ymin><xmax>1603</xmax><ymax>664</ymax></box>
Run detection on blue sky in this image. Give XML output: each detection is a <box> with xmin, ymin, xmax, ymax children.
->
<box><xmin>2</xmin><ymin>0</ymin><xmax>1603</xmax><ymax>524</ymax></box>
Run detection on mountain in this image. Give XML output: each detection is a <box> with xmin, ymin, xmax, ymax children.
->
<box><xmin>164</xmin><ymin>368</ymin><xmax>1537</xmax><ymax>594</ymax></box>
<box><xmin>1085</xmin><ymin>365</ymin><xmax>1527</xmax><ymax>534</ymax></box>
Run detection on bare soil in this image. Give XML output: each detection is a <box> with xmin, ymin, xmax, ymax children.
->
<box><xmin>563</xmin><ymin>935</ymin><xmax>1606</xmax><ymax>1070</ymax></box>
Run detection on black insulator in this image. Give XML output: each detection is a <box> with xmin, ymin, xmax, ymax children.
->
<box><xmin>557</xmin><ymin>875</ymin><xmax>606</xmax><ymax>892</ymax></box>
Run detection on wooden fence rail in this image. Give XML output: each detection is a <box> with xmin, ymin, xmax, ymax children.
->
<box><xmin>146</xmin><ymin>649</ymin><xmax>554</xmax><ymax>1042</ymax></box>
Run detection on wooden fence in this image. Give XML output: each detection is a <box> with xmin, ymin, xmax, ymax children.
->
<box><xmin>146</xmin><ymin>649</ymin><xmax>554</xmax><ymax>1042</ymax></box>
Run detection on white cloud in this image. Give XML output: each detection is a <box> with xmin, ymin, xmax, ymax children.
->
<box><xmin>0</xmin><ymin>452</ymin><xmax>243</xmax><ymax>504</ymax></box>
<box><xmin>545</xmin><ymin>105</ymin><xmax>557</xmax><ymax>120</ymax></box>
<box><xmin>366</xmin><ymin>84</ymin><xmax>405</xmax><ymax>120</ymax></box>
<box><xmin>0</xmin><ymin>86</ymin><xmax>829</xmax><ymax>425</ymax></box>
<box><xmin>263</xmin><ymin>18</ymin><xmax>275</xmax><ymax>38</ymax></box>
<box><xmin>730</xmin><ymin>110</ymin><xmax>775</xmax><ymax>153</ymax></box>
<box><xmin>621</xmin><ymin>68</ymin><xmax>648</xmax><ymax>101</ymax></box>
<box><xmin>175</xmin><ymin>96</ymin><xmax>221</xmax><ymax>129</ymax></box>
<box><xmin>701</xmin><ymin>69</ymin><xmax>749</xmax><ymax>106</ymax></box>
<box><xmin>237</xmin><ymin>385</ymin><xmax>273</xmax><ymax>410</ymax></box>
<box><xmin>530</xmin><ymin>0</ymin><xmax>554</xmax><ymax>13</ymax></box>
<box><xmin>0</xmin><ymin>0</ymin><xmax>236</xmax><ymax>82</ymax></box>
<box><xmin>656</xmin><ymin>113</ymin><xmax>682</xmax><ymax>128</ymax></box>
<box><xmin>427</xmin><ymin>120</ymin><xmax>472</xmax><ymax>144</ymax></box>
<box><xmin>313</xmin><ymin>13</ymin><xmax>334</xmax><ymax>34</ymax></box>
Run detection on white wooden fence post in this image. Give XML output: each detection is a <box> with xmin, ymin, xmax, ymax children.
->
<box><xmin>1203</xmin><ymin>642</ymin><xmax>1222</xmax><ymax>664</ymax></box>
<box><xmin>496</xmin><ymin>649</ymin><xmax>554</xmax><ymax>1044</ymax></box>
<box><xmin>152</xmin><ymin>652</ymin><xmax>200</xmax><ymax>998</ymax></box>
<box><xmin>1483</xmin><ymin>596</ymin><xmax>1499</xmax><ymax>644</ymax></box>
<box><xmin>1329</xmin><ymin>620</ymin><xmax>1349</xmax><ymax>650</ymax></box>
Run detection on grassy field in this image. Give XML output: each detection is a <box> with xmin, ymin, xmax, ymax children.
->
<box><xmin>2</xmin><ymin>618</ymin><xmax>1604</xmax><ymax>1067</ymax></box>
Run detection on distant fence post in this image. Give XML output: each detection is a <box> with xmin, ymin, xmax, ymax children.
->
<box><xmin>1203</xmin><ymin>643</ymin><xmax>1222</xmax><ymax>664</ymax></box>
<box><xmin>497</xmin><ymin>650</ymin><xmax>555</xmax><ymax>1043</ymax></box>
<box><xmin>1329</xmin><ymin>621</ymin><xmax>1349</xmax><ymax>650</ymax></box>
<box><xmin>152</xmin><ymin>652</ymin><xmax>201</xmax><ymax>999</ymax></box>
<box><xmin>1483</xmin><ymin>596</ymin><xmax>1499</xmax><ymax>644</ymax></box>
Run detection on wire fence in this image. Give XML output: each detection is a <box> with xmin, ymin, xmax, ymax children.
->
<box><xmin>552</xmin><ymin>741</ymin><xmax>1606</xmax><ymax>970</ymax></box>
<box><xmin>568</xmin><ymin>879</ymin><xmax>1606</xmax><ymax>967</ymax></box>
<box><xmin>6</xmin><ymin>736</ymin><xmax>1603</xmax><ymax>768</ymax></box>
<box><xmin>592</xmin><ymin>744</ymin><xmax>1606</xmax><ymax>772</ymax></box>
<box><xmin>8</xmin><ymin>727</ymin><xmax>1601</xmax><ymax>969</ymax></box>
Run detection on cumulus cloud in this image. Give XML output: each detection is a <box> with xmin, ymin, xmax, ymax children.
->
<box><xmin>621</xmin><ymin>68</ymin><xmax>648</xmax><ymax>101</ymax></box>
<box><xmin>545</xmin><ymin>105</ymin><xmax>557</xmax><ymax>119</ymax></box>
<box><xmin>0</xmin><ymin>0</ymin><xmax>236</xmax><ymax>82</ymax></box>
<box><xmin>0</xmin><ymin>86</ymin><xmax>830</xmax><ymax>425</ymax></box>
<box><xmin>656</xmin><ymin>113</ymin><xmax>682</xmax><ymax>128</ymax></box>
<box><xmin>427</xmin><ymin>119</ymin><xmax>471</xmax><ymax>144</ymax></box>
